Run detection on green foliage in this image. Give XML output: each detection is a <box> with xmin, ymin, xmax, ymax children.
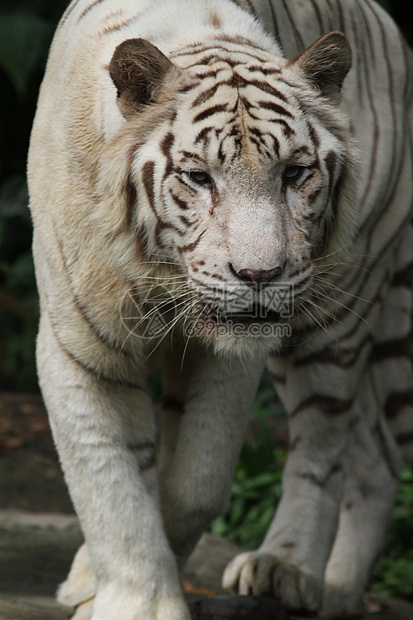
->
<box><xmin>371</xmin><ymin>466</ymin><xmax>413</xmax><ymax>600</ymax></box>
<box><xmin>210</xmin><ymin>446</ymin><xmax>284</xmax><ymax>550</ymax></box>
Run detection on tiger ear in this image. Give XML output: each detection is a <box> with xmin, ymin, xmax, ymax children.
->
<box><xmin>109</xmin><ymin>38</ymin><xmax>176</xmax><ymax>118</ymax></box>
<box><xmin>288</xmin><ymin>32</ymin><xmax>352</xmax><ymax>103</ymax></box>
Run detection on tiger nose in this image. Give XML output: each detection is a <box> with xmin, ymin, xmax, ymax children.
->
<box><xmin>230</xmin><ymin>264</ymin><xmax>284</xmax><ymax>284</ymax></box>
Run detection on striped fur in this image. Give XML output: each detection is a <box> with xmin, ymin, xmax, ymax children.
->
<box><xmin>28</xmin><ymin>0</ymin><xmax>413</xmax><ymax>618</ymax></box>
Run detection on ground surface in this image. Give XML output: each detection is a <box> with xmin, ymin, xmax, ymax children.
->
<box><xmin>0</xmin><ymin>392</ymin><xmax>412</xmax><ymax>619</ymax></box>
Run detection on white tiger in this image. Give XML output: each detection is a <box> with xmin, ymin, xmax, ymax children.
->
<box><xmin>28</xmin><ymin>0</ymin><xmax>413</xmax><ymax>618</ymax></box>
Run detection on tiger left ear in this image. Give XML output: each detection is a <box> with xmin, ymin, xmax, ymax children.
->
<box><xmin>109</xmin><ymin>38</ymin><xmax>177</xmax><ymax>118</ymax></box>
<box><xmin>288</xmin><ymin>32</ymin><xmax>352</xmax><ymax>103</ymax></box>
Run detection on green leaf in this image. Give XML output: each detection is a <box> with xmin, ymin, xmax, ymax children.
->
<box><xmin>229</xmin><ymin>497</ymin><xmax>246</xmax><ymax>526</ymax></box>
<box><xmin>209</xmin><ymin>516</ymin><xmax>228</xmax><ymax>538</ymax></box>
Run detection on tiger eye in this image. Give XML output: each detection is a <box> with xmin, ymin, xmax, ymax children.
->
<box><xmin>283</xmin><ymin>165</ymin><xmax>304</xmax><ymax>183</ymax></box>
<box><xmin>188</xmin><ymin>170</ymin><xmax>213</xmax><ymax>187</ymax></box>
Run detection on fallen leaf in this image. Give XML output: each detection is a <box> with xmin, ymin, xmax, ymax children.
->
<box><xmin>182</xmin><ymin>579</ymin><xmax>219</xmax><ymax>597</ymax></box>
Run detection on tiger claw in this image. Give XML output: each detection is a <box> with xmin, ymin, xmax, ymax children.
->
<box><xmin>223</xmin><ymin>551</ymin><xmax>321</xmax><ymax>614</ymax></box>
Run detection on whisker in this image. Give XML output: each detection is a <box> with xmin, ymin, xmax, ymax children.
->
<box><xmin>119</xmin><ymin>284</ymin><xmax>197</xmax><ymax>353</ymax></box>
<box><xmin>181</xmin><ymin>304</ymin><xmax>205</xmax><ymax>370</ymax></box>
<box><xmin>136</xmin><ymin>260</ymin><xmax>182</xmax><ymax>268</ymax></box>
<box><xmin>313</xmin><ymin>243</ymin><xmax>376</xmax><ymax>263</ymax></box>
<box><xmin>303</xmin><ymin>290</ymin><xmax>340</xmax><ymax>325</ymax></box>
<box><xmin>144</xmin><ymin>297</ymin><xmax>200</xmax><ymax>361</ymax></box>
<box><xmin>312</xmin><ymin>259</ymin><xmax>373</xmax><ymax>277</ymax></box>
<box><xmin>305</xmin><ymin>287</ymin><xmax>371</xmax><ymax>329</ymax></box>
<box><xmin>295</xmin><ymin>299</ymin><xmax>329</xmax><ymax>333</ymax></box>
<box><xmin>134</xmin><ymin>292</ymin><xmax>194</xmax><ymax>331</ymax></box>
<box><xmin>311</xmin><ymin>275</ymin><xmax>372</xmax><ymax>305</ymax></box>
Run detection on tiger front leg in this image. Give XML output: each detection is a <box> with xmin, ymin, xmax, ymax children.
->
<box><xmin>321</xmin><ymin>371</ymin><xmax>401</xmax><ymax>617</ymax></box>
<box><xmin>158</xmin><ymin>339</ymin><xmax>265</xmax><ymax>568</ymax></box>
<box><xmin>224</xmin><ymin>355</ymin><xmax>359</xmax><ymax>615</ymax></box>
<box><xmin>38</xmin><ymin>316</ymin><xmax>189</xmax><ymax>620</ymax></box>
<box><xmin>224</xmin><ymin>409</ymin><xmax>347</xmax><ymax>613</ymax></box>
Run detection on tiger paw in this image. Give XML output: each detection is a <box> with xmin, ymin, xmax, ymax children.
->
<box><xmin>68</xmin><ymin>593</ymin><xmax>191</xmax><ymax>620</ymax></box>
<box><xmin>223</xmin><ymin>551</ymin><xmax>321</xmax><ymax>613</ymax></box>
<box><xmin>72</xmin><ymin>600</ymin><xmax>94</xmax><ymax>620</ymax></box>
<box><xmin>90</xmin><ymin>585</ymin><xmax>191</xmax><ymax>620</ymax></box>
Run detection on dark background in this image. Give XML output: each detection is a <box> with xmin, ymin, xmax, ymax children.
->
<box><xmin>0</xmin><ymin>0</ymin><xmax>411</xmax><ymax>393</ymax></box>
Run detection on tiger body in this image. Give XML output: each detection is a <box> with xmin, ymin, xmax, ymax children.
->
<box><xmin>28</xmin><ymin>0</ymin><xmax>413</xmax><ymax>618</ymax></box>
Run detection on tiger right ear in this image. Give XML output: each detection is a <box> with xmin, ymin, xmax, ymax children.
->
<box><xmin>287</xmin><ymin>32</ymin><xmax>352</xmax><ymax>103</ymax></box>
<box><xmin>109</xmin><ymin>38</ymin><xmax>176</xmax><ymax>118</ymax></box>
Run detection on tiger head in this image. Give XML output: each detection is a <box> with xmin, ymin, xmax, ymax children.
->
<box><xmin>106</xmin><ymin>32</ymin><xmax>359</xmax><ymax>356</ymax></box>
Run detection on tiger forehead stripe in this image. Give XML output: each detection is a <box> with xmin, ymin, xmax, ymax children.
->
<box><xmin>190</xmin><ymin>66</ymin><xmax>290</xmax><ymax>100</ymax></box>
<box><xmin>194</xmin><ymin>127</ymin><xmax>211</xmax><ymax>145</ymax></box>
<box><xmin>257</xmin><ymin>100</ymin><xmax>294</xmax><ymax>119</ymax></box>
<box><xmin>190</xmin><ymin>86</ymin><xmax>290</xmax><ymax>128</ymax></box>
<box><xmin>187</xmin><ymin>76</ymin><xmax>299</xmax><ymax>149</ymax></box>
<box><xmin>246</xmin><ymin>80</ymin><xmax>289</xmax><ymax>101</ymax></box>
<box><xmin>248</xmin><ymin>66</ymin><xmax>282</xmax><ymax>76</ymax></box>
<box><xmin>171</xmin><ymin>41</ymin><xmax>272</xmax><ymax>63</ymax></box>
<box><xmin>193</xmin><ymin>103</ymin><xmax>230</xmax><ymax>124</ymax></box>
<box><xmin>191</xmin><ymin>81</ymin><xmax>232</xmax><ymax>108</ymax></box>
